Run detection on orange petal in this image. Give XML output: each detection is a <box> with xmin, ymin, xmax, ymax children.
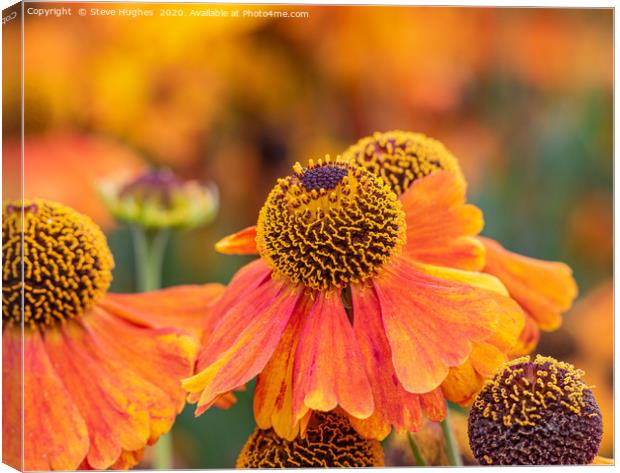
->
<box><xmin>442</xmin><ymin>342</ymin><xmax>510</xmax><ymax>406</ymax></box>
<box><xmin>3</xmin><ymin>326</ymin><xmax>23</xmax><ymax>471</ymax></box>
<box><xmin>18</xmin><ymin>328</ymin><xmax>90</xmax><ymax>470</ymax></box>
<box><xmin>419</xmin><ymin>388</ymin><xmax>447</xmax><ymax>422</ymax></box>
<box><xmin>183</xmin><ymin>278</ymin><xmax>302</xmax><ymax>415</ymax></box>
<box><xmin>78</xmin><ymin>449</ymin><xmax>145</xmax><ymax>470</ymax></box>
<box><xmin>204</xmin><ymin>259</ymin><xmax>273</xmax><ymax>340</ymax></box>
<box><xmin>469</xmin><ymin>342</ymin><xmax>507</xmax><ymax>378</ymax></box>
<box><xmin>480</xmin><ymin>237</ymin><xmax>578</xmax><ymax>331</ymax></box>
<box><xmin>214</xmin><ymin>226</ymin><xmax>258</xmax><ymax>255</ymax></box>
<box><xmin>44</xmin><ymin>321</ymin><xmax>175</xmax><ymax>469</ymax></box>
<box><xmin>401</xmin><ymin>171</ymin><xmax>485</xmax><ymax>271</ymax></box>
<box><xmin>100</xmin><ymin>283</ymin><xmax>225</xmax><ymax>339</ymax></box>
<box><xmin>109</xmin><ymin>449</ymin><xmax>145</xmax><ymax>469</ymax></box>
<box><xmin>441</xmin><ymin>359</ymin><xmax>483</xmax><ymax>406</ymax></box>
<box><xmin>410</xmin><ymin>260</ymin><xmax>508</xmax><ymax>296</ymax></box>
<box><xmin>213</xmin><ymin>392</ymin><xmax>238</xmax><ymax>410</ymax></box>
<box><xmin>254</xmin><ymin>293</ymin><xmax>313</xmax><ymax>440</ymax></box>
<box><xmin>512</xmin><ymin>313</ymin><xmax>541</xmax><ymax>356</ymax></box>
<box><xmin>441</xmin><ymin>302</ymin><xmax>523</xmax><ymax>406</ymax></box>
<box><xmin>375</xmin><ymin>257</ymin><xmax>522</xmax><ymax>393</ymax></box>
<box><xmin>350</xmin><ymin>284</ymin><xmax>443</xmax><ymax>439</ymax></box>
<box><xmin>85</xmin><ymin>306</ymin><xmax>198</xmax><ymax>414</ymax></box>
<box><xmin>292</xmin><ymin>291</ymin><xmax>374</xmax><ymax>423</ymax></box>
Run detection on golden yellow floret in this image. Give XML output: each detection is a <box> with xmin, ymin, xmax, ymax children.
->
<box><xmin>236</xmin><ymin>411</ymin><xmax>384</xmax><ymax>467</ymax></box>
<box><xmin>2</xmin><ymin>200</ymin><xmax>114</xmax><ymax>329</ymax></box>
<box><xmin>342</xmin><ymin>130</ymin><xmax>463</xmax><ymax>196</ymax></box>
<box><xmin>256</xmin><ymin>157</ymin><xmax>405</xmax><ymax>291</ymax></box>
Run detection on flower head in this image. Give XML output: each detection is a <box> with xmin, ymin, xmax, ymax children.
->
<box><xmin>257</xmin><ymin>157</ymin><xmax>405</xmax><ymax>290</ymax></box>
<box><xmin>2</xmin><ymin>199</ymin><xmax>223</xmax><ymax>470</ymax></box>
<box><xmin>184</xmin><ymin>156</ymin><xmax>524</xmax><ymax>441</ymax></box>
<box><xmin>3</xmin><ymin>201</ymin><xmax>113</xmax><ymax>328</ymax></box>
<box><xmin>468</xmin><ymin>355</ymin><xmax>603</xmax><ymax>465</ymax></box>
<box><xmin>341</xmin><ymin>130</ymin><xmax>463</xmax><ymax>196</ymax></box>
<box><xmin>236</xmin><ymin>411</ymin><xmax>384</xmax><ymax>467</ymax></box>
<box><xmin>343</xmin><ymin>130</ymin><xmax>577</xmax><ymax>390</ymax></box>
<box><xmin>99</xmin><ymin>168</ymin><xmax>218</xmax><ymax>230</ymax></box>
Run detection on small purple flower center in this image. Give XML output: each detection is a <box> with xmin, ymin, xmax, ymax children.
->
<box><xmin>299</xmin><ymin>165</ymin><xmax>348</xmax><ymax>191</ymax></box>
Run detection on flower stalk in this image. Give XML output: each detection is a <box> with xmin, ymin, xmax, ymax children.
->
<box><xmin>440</xmin><ymin>409</ymin><xmax>462</xmax><ymax>466</ymax></box>
<box><xmin>406</xmin><ymin>432</ymin><xmax>427</xmax><ymax>466</ymax></box>
<box><xmin>132</xmin><ymin>226</ymin><xmax>170</xmax><ymax>292</ymax></box>
<box><xmin>131</xmin><ymin>225</ymin><xmax>172</xmax><ymax>468</ymax></box>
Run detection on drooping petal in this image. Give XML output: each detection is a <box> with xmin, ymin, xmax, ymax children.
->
<box><xmin>410</xmin><ymin>260</ymin><xmax>508</xmax><ymax>296</ymax></box>
<box><xmin>44</xmin><ymin>319</ymin><xmax>189</xmax><ymax>469</ymax></box>
<box><xmin>183</xmin><ymin>277</ymin><xmax>302</xmax><ymax>416</ymax></box>
<box><xmin>292</xmin><ymin>291</ymin><xmax>374</xmax><ymax>423</ymax></box>
<box><xmin>214</xmin><ymin>225</ymin><xmax>259</xmax><ymax>255</ymax></box>
<box><xmin>441</xmin><ymin>298</ymin><xmax>524</xmax><ymax>406</ymax></box>
<box><xmin>401</xmin><ymin>171</ymin><xmax>485</xmax><ymax>271</ymax></box>
<box><xmin>349</xmin><ymin>284</ymin><xmax>445</xmax><ymax>439</ymax></box>
<box><xmin>479</xmin><ymin>293</ymin><xmax>525</xmax><ymax>355</ymax></box>
<box><xmin>78</xmin><ymin>449</ymin><xmax>146</xmax><ymax>470</ymax></box>
<box><xmin>446</xmin><ymin>343</ymin><xmax>507</xmax><ymax>407</ymax></box>
<box><xmin>3</xmin><ymin>326</ymin><xmax>23</xmax><ymax>471</ymax></box>
<box><xmin>213</xmin><ymin>392</ymin><xmax>238</xmax><ymax>410</ymax></box>
<box><xmin>419</xmin><ymin>389</ymin><xmax>447</xmax><ymax>422</ymax></box>
<box><xmin>375</xmin><ymin>257</ymin><xmax>523</xmax><ymax>394</ymax></box>
<box><xmin>84</xmin><ymin>305</ymin><xmax>198</xmax><ymax>415</ymax></box>
<box><xmin>99</xmin><ymin>283</ymin><xmax>225</xmax><ymax>339</ymax></box>
<box><xmin>17</xmin><ymin>328</ymin><xmax>89</xmax><ymax>470</ymax></box>
<box><xmin>512</xmin><ymin>313</ymin><xmax>541</xmax><ymax>356</ymax></box>
<box><xmin>109</xmin><ymin>449</ymin><xmax>145</xmax><ymax>470</ymax></box>
<box><xmin>204</xmin><ymin>259</ymin><xmax>273</xmax><ymax>340</ymax></box>
<box><xmin>479</xmin><ymin>237</ymin><xmax>578</xmax><ymax>331</ymax></box>
<box><xmin>469</xmin><ymin>342</ymin><xmax>507</xmax><ymax>378</ymax></box>
<box><xmin>187</xmin><ymin>260</ymin><xmax>273</xmax><ymax>402</ymax></box>
<box><xmin>254</xmin><ymin>293</ymin><xmax>313</xmax><ymax>440</ymax></box>
<box><xmin>441</xmin><ymin>359</ymin><xmax>483</xmax><ymax>406</ymax></box>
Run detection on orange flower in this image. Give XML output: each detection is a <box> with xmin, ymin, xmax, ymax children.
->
<box><xmin>2</xmin><ymin>200</ymin><xmax>223</xmax><ymax>470</ymax></box>
<box><xmin>183</xmin><ymin>156</ymin><xmax>523</xmax><ymax>440</ymax></box>
<box><xmin>342</xmin><ymin>130</ymin><xmax>578</xmax><ymax>401</ymax></box>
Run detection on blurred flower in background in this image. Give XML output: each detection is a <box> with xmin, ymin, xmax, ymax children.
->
<box><xmin>99</xmin><ymin>168</ymin><xmax>218</xmax><ymax>231</ymax></box>
<box><xmin>3</xmin><ymin>133</ymin><xmax>146</xmax><ymax>228</ymax></box>
<box><xmin>5</xmin><ymin>4</ymin><xmax>612</xmax><ymax>468</ymax></box>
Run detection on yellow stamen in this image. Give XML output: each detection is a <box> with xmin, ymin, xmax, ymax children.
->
<box><xmin>2</xmin><ymin>200</ymin><xmax>114</xmax><ymax>329</ymax></box>
<box><xmin>256</xmin><ymin>157</ymin><xmax>405</xmax><ymax>290</ymax></box>
<box><xmin>342</xmin><ymin>130</ymin><xmax>463</xmax><ymax>196</ymax></box>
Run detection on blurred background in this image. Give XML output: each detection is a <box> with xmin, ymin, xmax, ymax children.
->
<box><xmin>3</xmin><ymin>4</ymin><xmax>612</xmax><ymax>466</ymax></box>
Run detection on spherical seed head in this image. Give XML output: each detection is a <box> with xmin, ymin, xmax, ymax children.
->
<box><xmin>342</xmin><ymin>130</ymin><xmax>463</xmax><ymax>196</ymax></box>
<box><xmin>2</xmin><ymin>200</ymin><xmax>114</xmax><ymax>329</ymax></box>
<box><xmin>256</xmin><ymin>157</ymin><xmax>406</xmax><ymax>291</ymax></box>
<box><xmin>468</xmin><ymin>355</ymin><xmax>603</xmax><ymax>465</ymax></box>
<box><xmin>236</xmin><ymin>411</ymin><xmax>385</xmax><ymax>467</ymax></box>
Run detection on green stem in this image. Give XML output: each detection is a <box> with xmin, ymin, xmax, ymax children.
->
<box><xmin>440</xmin><ymin>409</ymin><xmax>463</xmax><ymax>466</ymax></box>
<box><xmin>406</xmin><ymin>432</ymin><xmax>427</xmax><ymax>466</ymax></box>
<box><xmin>152</xmin><ymin>433</ymin><xmax>173</xmax><ymax>470</ymax></box>
<box><xmin>131</xmin><ymin>227</ymin><xmax>170</xmax><ymax>292</ymax></box>
<box><xmin>130</xmin><ymin>226</ymin><xmax>172</xmax><ymax>469</ymax></box>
